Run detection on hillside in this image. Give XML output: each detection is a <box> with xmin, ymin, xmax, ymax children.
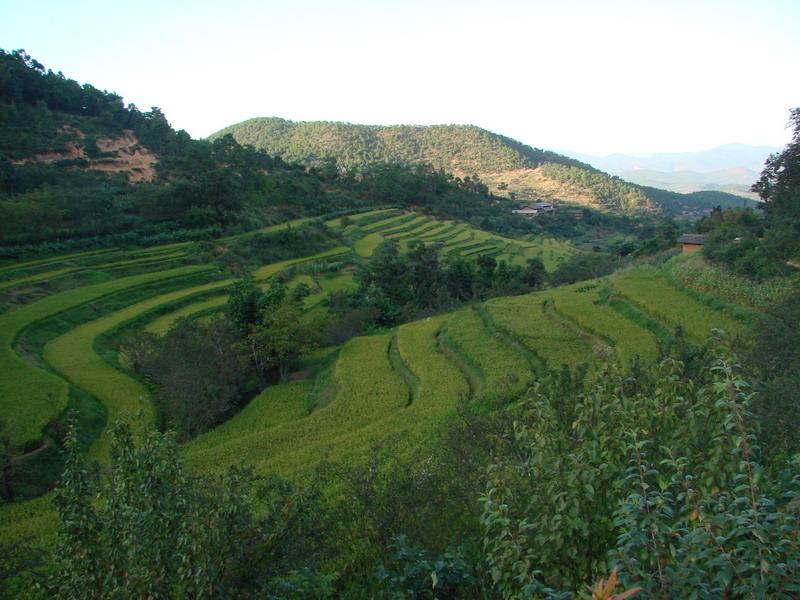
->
<box><xmin>211</xmin><ymin>117</ymin><xmax>748</xmax><ymax>215</ymax></box>
<box><xmin>0</xmin><ymin>215</ymin><xmax>768</xmax><ymax>545</ymax></box>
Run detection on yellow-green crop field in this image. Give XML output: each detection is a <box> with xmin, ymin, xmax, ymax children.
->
<box><xmin>611</xmin><ymin>266</ymin><xmax>748</xmax><ymax>342</ymax></box>
<box><xmin>486</xmin><ymin>294</ymin><xmax>596</xmax><ymax>371</ymax></box>
<box><xmin>0</xmin><ymin>209</ymin><xmax>761</xmax><ymax>550</ymax></box>
<box><xmin>547</xmin><ymin>282</ymin><xmax>659</xmax><ymax>365</ymax></box>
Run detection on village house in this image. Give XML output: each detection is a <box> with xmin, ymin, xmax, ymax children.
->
<box><xmin>677</xmin><ymin>233</ymin><xmax>707</xmax><ymax>253</ymax></box>
<box><xmin>512</xmin><ymin>202</ymin><xmax>555</xmax><ymax>218</ymax></box>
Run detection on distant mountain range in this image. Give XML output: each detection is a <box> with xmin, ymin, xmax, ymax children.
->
<box><xmin>564</xmin><ymin>144</ymin><xmax>779</xmax><ymax>199</ymax></box>
<box><xmin>211</xmin><ymin>118</ymin><xmax>753</xmax><ymax>215</ymax></box>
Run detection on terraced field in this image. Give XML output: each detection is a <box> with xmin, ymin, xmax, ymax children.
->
<box><xmin>611</xmin><ymin>266</ymin><xmax>749</xmax><ymax>342</ymax></box>
<box><xmin>0</xmin><ymin>209</ymin><xmax>760</xmax><ymax>552</ymax></box>
<box><xmin>346</xmin><ymin>211</ymin><xmax>577</xmax><ymax>270</ymax></box>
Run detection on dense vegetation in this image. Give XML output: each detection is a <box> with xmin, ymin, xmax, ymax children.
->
<box><xmin>212</xmin><ymin>117</ymin><xmax>747</xmax><ymax>215</ymax></box>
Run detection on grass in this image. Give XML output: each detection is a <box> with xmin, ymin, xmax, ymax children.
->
<box><xmin>0</xmin><ymin>264</ymin><xmax>214</xmax><ymax>449</ymax></box>
<box><xmin>485</xmin><ymin>293</ymin><xmax>595</xmax><ymax>372</ymax></box>
<box><xmin>611</xmin><ymin>266</ymin><xmax>748</xmax><ymax>343</ymax></box>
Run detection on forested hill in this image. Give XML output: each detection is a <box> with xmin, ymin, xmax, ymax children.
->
<box><xmin>211</xmin><ymin>117</ymin><xmax>749</xmax><ymax>215</ymax></box>
<box><xmin>210</xmin><ymin>118</ymin><xmax>588</xmax><ymax>174</ymax></box>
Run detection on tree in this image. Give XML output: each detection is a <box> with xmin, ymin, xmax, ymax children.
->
<box><xmin>523</xmin><ymin>257</ymin><xmax>546</xmax><ymax>289</ymax></box>
<box><xmin>406</xmin><ymin>241</ymin><xmax>441</xmax><ymax>309</ymax></box>
<box><xmin>752</xmin><ymin>107</ymin><xmax>800</xmax><ymax>210</ymax></box>
<box><xmin>249</xmin><ymin>302</ymin><xmax>317</xmax><ymax>379</ymax></box>
<box><xmin>227</xmin><ymin>274</ymin><xmax>263</xmax><ymax>332</ymax></box>
<box><xmin>50</xmin><ymin>420</ymin><xmax>315</xmax><ymax>599</ymax></box>
<box><xmin>134</xmin><ymin>317</ymin><xmax>250</xmax><ymax>439</ymax></box>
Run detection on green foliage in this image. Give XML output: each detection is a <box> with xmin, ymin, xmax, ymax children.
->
<box><xmin>51</xmin><ymin>419</ymin><xmax>323</xmax><ymax>599</ymax></box>
<box><xmin>548</xmin><ymin>252</ymin><xmax>619</xmax><ymax>286</ymax></box>
<box><xmin>249</xmin><ymin>300</ymin><xmax>319</xmax><ymax>379</ymax></box>
<box><xmin>210</xmin><ymin>117</ymin><xmax>585</xmax><ymax>175</ymax></box>
<box><xmin>226</xmin><ymin>274</ymin><xmax>262</xmax><ymax>331</ymax></box>
<box><xmin>375</xmin><ymin>535</ymin><xmax>477</xmax><ymax>599</ymax></box>
<box><xmin>481</xmin><ymin>346</ymin><xmax>800</xmax><ymax>597</ymax></box>
<box><xmin>745</xmin><ymin>289</ymin><xmax>800</xmax><ymax>458</ymax></box>
<box><xmin>135</xmin><ymin>316</ymin><xmax>252</xmax><ymax>439</ymax></box>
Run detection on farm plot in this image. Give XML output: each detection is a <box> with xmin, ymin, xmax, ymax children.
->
<box><xmin>396</xmin><ymin>316</ymin><xmax>469</xmax><ymax>416</ymax></box>
<box><xmin>611</xmin><ymin>267</ymin><xmax>748</xmax><ymax>342</ymax></box>
<box><xmin>360</xmin><ymin>212</ymin><xmax>417</xmax><ymax>233</ymax></box>
<box><xmin>185</xmin><ymin>332</ymin><xmax>410</xmax><ymax>475</ymax></box>
<box><xmin>0</xmin><ymin>264</ymin><xmax>214</xmax><ymax>449</ymax></box>
<box><xmin>547</xmin><ymin>282</ymin><xmax>658</xmax><ymax>365</ymax></box>
<box><xmin>377</xmin><ymin>215</ymin><xmax>430</xmax><ymax>237</ymax></box>
<box><xmin>144</xmin><ymin>294</ymin><xmax>229</xmax><ymax>335</ymax></box>
<box><xmin>486</xmin><ymin>293</ymin><xmax>595</xmax><ymax>371</ymax></box>
<box><xmin>443</xmin><ymin>307</ymin><xmax>533</xmax><ymax>404</ymax></box>
<box><xmin>324</xmin><ymin>208</ymin><xmax>400</xmax><ymax>228</ymax></box>
<box><xmin>185</xmin><ymin>380</ymin><xmax>313</xmax><ymax>452</ymax></box>
<box><xmin>43</xmin><ymin>277</ymin><xmax>234</xmax><ymax>459</ymax></box>
<box><xmin>385</xmin><ymin>219</ymin><xmax>442</xmax><ymax>240</ymax></box>
<box><xmin>355</xmin><ymin>233</ymin><xmax>384</xmax><ymax>257</ymax></box>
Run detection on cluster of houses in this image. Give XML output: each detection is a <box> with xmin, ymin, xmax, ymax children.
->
<box><xmin>511</xmin><ymin>202</ymin><xmax>555</xmax><ymax>218</ymax></box>
<box><xmin>511</xmin><ymin>202</ymin><xmax>585</xmax><ymax>220</ymax></box>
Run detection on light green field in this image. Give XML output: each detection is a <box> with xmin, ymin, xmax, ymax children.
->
<box><xmin>144</xmin><ymin>294</ymin><xmax>229</xmax><ymax>335</ymax></box>
<box><xmin>324</xmin><ymin>208</ymin><xmax>399</xmax><ymax>228</ymax></box>
<box><xmin>183</xmin><ymin>380</ymin><xmax>313</xmax><ymax>452</ymax></box>
<box><xmin>43</xmin><ymin>278</ymin><xmax>234</xmax><ymax>459</ymax></box>
<box><xmin>0</xmin><ymin>265</ymin><xmax>80</xmax><ymax>292</ymax></box>
<box><xmin>443</xmin><ymin>307</ymin><xmax>533</xmax><ymax>403</ymax></box>
<box><xmin>186</xmin><ymin>333</ymin><xmax>409</xmax><ymax>475</ymax></box>
<box><xmin>378</xmin><ymin>215</ymin><xmax>429</xmax><ymax>236</ymax></box>
<box><xmin>355</xmin><ymin>233</ymin><xmax>384</xmax><ymax>257</ymax></box>
<box><xmin>486</xmin><ymin>293</ymin><xmax>595</xmax><ymax>371</ymax></box>
<box><xmin>0</xmin><ymin>264</ymin><xmax>213</xmax><ymax>448</ymax></box>
<box><xmin>396</xmin><ymin>316</ymin><xmax>469</xmax><ymax>415</ymax></box>
<box><xmin>611</xmin><ymin>267</ymin><xmax>748</xmax><ymax>342</ymax></box>
<box><xmin>0</xmin><ymin>248</ymin><xmax>118</xmax><ymax>276</ymax></box>
<box><xmin>546</xmin><ymin>282</ymin><xmax>658</xmax><ymax>365</ymax></box>
<box><xmin>360</xmin><ymin>212</ymin><xmax>416</xmax><ymax>233</ymax></box>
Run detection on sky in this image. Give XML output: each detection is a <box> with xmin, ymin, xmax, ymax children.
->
<box><xmin>1</xmin><ymin>0</ymin><xmax>798</xmax><ymax>155</ymax></box>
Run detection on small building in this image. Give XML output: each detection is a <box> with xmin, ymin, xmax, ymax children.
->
<box><xmin>677</xmin><ymin>234</ymin><xmax>707</xmax><ymax>253</ymax></box>
<box><xmin>512</xmin><ymin>202</ymin><xmax>555</xmax><ymax>218</ymax></box>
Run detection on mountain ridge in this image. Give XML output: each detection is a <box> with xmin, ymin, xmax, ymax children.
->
<box><xmin>211</xmin><ymin>117</ymin><xmax>751</xmax><ymax>215</ymax></box>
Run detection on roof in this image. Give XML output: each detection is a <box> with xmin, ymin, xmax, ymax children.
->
<box><xmin>678</xmin><ymin>234</ymin><xmax>708</xmax><ymax>245</ymax></box>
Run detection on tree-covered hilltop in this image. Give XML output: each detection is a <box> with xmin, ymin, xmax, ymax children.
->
<box><xmin>211</xmin><ymin>117</ymin><xmax>748</xmax><ymax>214</ymax></box>
<box><xmin>210</xmin><ymin>117</ymin><xmax>589</xmax><ymax>174</ymax></box>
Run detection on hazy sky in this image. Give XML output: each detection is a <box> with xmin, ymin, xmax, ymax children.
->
<box><xmin>2</xmin><ymin>0</ymin><xmax>798</xmax><ymax>155</ymax></box>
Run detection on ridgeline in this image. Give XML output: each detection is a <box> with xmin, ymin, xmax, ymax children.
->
<box><xmin>211</xmin><ymin>117</ymin><xmax>749</xmax><ymax>215</ymax></box>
